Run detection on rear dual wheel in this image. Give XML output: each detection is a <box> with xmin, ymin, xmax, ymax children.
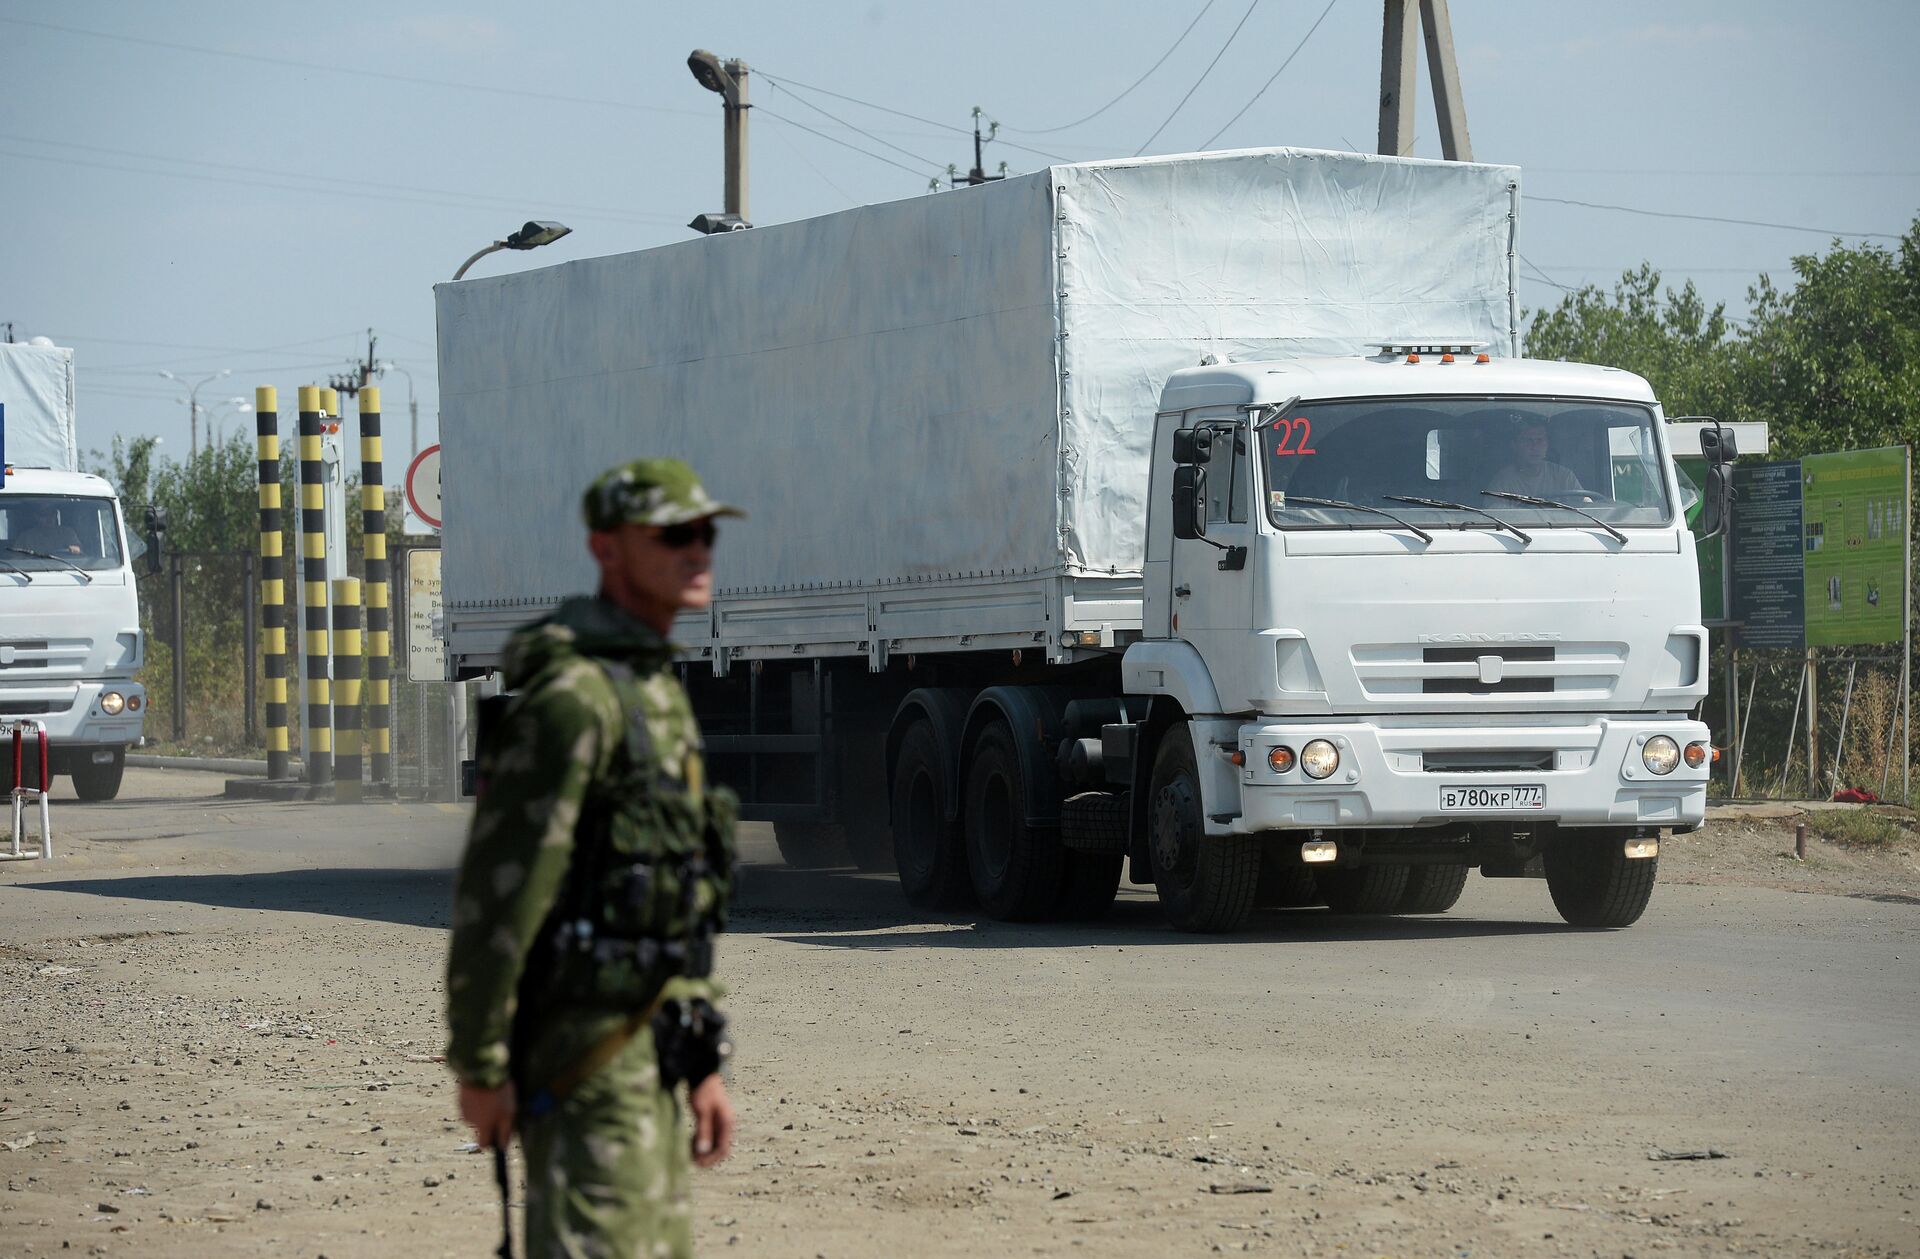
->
<box><xmin>963</xmin><ymin>725</ymin><xmax>1066</xmax><ymax>921</ymax></box>
<box><xmin>891</xmin><ymin>721</ymin><xmax>972</xmax><ymax>908</ymax></box>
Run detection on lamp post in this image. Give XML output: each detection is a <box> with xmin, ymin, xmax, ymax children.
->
<box><xmin>158</xmin><ymin>368</ymin><xmax>232</xmax><ymax>457</ymax></box>
<box><xmin>450</xmin><ymin>220</ymin><xmax>572</xmax><ymax>282</ymax></box>
<box><xmin>205</xmin><ymin>397</ymin><xmax>253</xmax><ymax>450</ymax></box>
<box><xmin>687</xmin><ymin>49</ymin><xmax>751</xmax><ymax>233</ymax></box>
<box><xmin>376</xmin><ymin>360</ymin><xmax>421</xmax><ymax>469</ymax></box>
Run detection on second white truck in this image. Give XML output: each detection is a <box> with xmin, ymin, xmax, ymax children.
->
<box><xmin>436</xmin><ymin>147</ymin><xmax>1729</xmax><ymax>931</ymax></box>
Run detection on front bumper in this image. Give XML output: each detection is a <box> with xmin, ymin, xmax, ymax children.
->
<box><xmin>0</xmin><ymin>680</ymin><xmax>146</xmax><ymax>749</ymax></box>
<box><xmin>1229</xmin><ymin>715</ymin><xmax>1710</xmax><ymax>832</ymax></box>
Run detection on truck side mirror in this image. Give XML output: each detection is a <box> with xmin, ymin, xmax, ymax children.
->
<box><xmin>142</xmin><ymin>504</ymin><xmax>168</xmax><ymax>577</ymax></box>
<box><xmin>1698</xmin><ymin>423</ymin><xmax>1738</xmax><ymax>465</ymax></box>
<box><xmin>1696</xmin><ymin>424</ymin><xmax>1737</xmax><ymax>540</ymax></box>
<box><xmin>1171</xmin><ymin>427</ymin><xmax>1214</xmax><ymax>465</ymax></box>
<box><xmin>1171</xmin><ymin>465</ymin><xmax>1207</xmax><ymax>540</ymax></box>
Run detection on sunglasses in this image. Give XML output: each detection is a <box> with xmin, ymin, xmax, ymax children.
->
<box><xmin>655</xmin><ymin>520</ymin><xmax>719</xmax><ymax>549</ymax></box>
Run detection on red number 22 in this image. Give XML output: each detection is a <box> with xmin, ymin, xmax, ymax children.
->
<box><xmin>1271</xmin><ymin>417</ymin><xmax>1316</xmax><ymax>457</ymax></box>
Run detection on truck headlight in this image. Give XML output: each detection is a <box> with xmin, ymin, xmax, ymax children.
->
<box><xmin>1642</xmin><ymin>736</ymin><xmax>1679</xmax><ymax>775</ymax></box>
<box><xmin>1300</xmin><ymin>739</ymin><xmax>1340</xmax><ymax>780</ymax></box>
<box><xmin>100</xmin><ymin>691</ymin><xmax>126</xmax><ymax>715</ymax></box>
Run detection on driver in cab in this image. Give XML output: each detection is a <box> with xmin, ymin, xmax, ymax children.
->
<box><xmin>1487</xmin><ymin>419</ymin><xmax>1585</xmax><ymax>499</ymax></box>
<box><xmin>8</xmin><ymin>502</ymin><xmax>85</xmax><ymax>557</ymax></box>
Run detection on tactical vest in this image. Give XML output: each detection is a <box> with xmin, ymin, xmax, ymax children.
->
<box><xmin>508</xmin><ymin>659</ymin><xmax>738</xmax><ymax>1012</ymax></box>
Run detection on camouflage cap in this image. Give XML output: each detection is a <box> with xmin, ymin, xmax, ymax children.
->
<box><xmin>582</xmin><ymin>458</ymin><xmax>745</xmax><ymax>531</ymax></box>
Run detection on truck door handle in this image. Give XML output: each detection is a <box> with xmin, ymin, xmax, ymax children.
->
<box><xmin>1173</xmin><ymin>584</ymin><xmax>1191</xmax><ymax>599</ymax></box>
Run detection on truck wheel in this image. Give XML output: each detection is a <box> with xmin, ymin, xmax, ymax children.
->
<box><xmin>1056</xmin><ymin>853</ymin><xmax>1124</xmax><ymax>920</ymax></box>
<box><xmin>1545</xmin><ymin>830</ymin><xmax>1657</xmax><ymax>928</ymax></box>
<box><xmin>71</xmin><ymin>749</ymin><xmax>125</xmax><ymax>802</ymax></box>
<box><xmin>1254</xmin><ymin>859</ymin><xmax>1319</xmax><ymax>909</ymax></box>
<box><xmin>772</xmin><ymin>822</ymin><xmax>850</xmax><ymax>870</ymax></box>
<box><xmin>1397</xmin><ymin>864</ymin><xmax>1470</xmax><ymax>914</ymax></box>
<box><xmin>963</xmin><ymin>723</ymin><xmax>1066</xmax><ymax>920</ymax></box>
<box><xmin>1318</xmin><ymin>864</ymin><xmax>1412</xmax><ymax>914</ymax></box>
<box><xmin>1146</xmin><ymin>728</ymin><xmax>1257</xmax><ymax>933</ymax></box>
<box><xmin>890</xmin><ymin>721</ymin><xmax>971</xmax><ymax>908</ymax></box>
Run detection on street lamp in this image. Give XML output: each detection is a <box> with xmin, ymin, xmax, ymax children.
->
<box><xmin>450</xmin><ymin>220</ymin><xmax>573</xmax><ymax>281</ymax></box>
<box><xmin>158</xmin><ymin>368</ymin><xmax>232</xmax><ymax>458</ymax></box>
<box><xmin>377</xmin><ymin>360</ymin><xmax>422</xmax><ymax>468</ymax></box>
<box><xmin>687</xmin><ymin>49</ymin><xmax>751</xmax><ymax>233</ymax></box>
<box><xmin>205</xmin><ymin>396</ymin><xmax>253</xmax><ymax>450</ymax></box>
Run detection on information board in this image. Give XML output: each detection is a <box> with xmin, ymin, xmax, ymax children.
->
<box><xmin>406</xmin><ymin>547</ymin><xmax>445</xmax><ymax>681</ymax></box>
<box><xmin>1729</xmin><ymin>460</ymin><xmax>1807</xmax><ymax>649</ymax></box>
<box><xmin>1801</xmin><ymin>447</ymin><xmax>1908</xmax><ymax>647</ymax></box>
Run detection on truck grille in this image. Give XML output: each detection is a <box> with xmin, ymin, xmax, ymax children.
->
<box><xmin>1422</xmin><ymin>750</ymin><xmax>1555</xmax><ymax>773</ymax></box>
<box><xmin>0</xmin><ymin>638</ymin><xmax>91</xmax><ymax>678</ymax></box>
<box><xmin>1351</xmin><ymin>641</ymin><xmax>1626</xmax><ymax>701</ymax></box>
<box><xmin>0</xmin><ymin>700</ymin><xmax>63</xmax><ymax>716</ymax></box>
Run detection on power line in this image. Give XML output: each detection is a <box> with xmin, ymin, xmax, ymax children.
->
<box><xmin>1529</xmin><ymin>195</ymin><xmax>1902</xmax><ymax>240</ymax></box>
<box><xmin>1198</xmin><ymin>0</ymin><xmax>1340</xmax><ymax>149</ymax></box>
<box><xmin>762</xmin><ymin>79</ymin><xmax>946</xmax><ymax>172</ymax></box>
<box><xmin>1134</xmin><ymin>0</ymin><xmax>1262</xmax><ymax>156</ymax></box>
<box><xmin>0</xmin><ymin>132</ymin><xmax>682</xmax><ymax>225</ymax></box>
<box><xmin>0</xmin><ymin>15</ymin><xmax>705</xmax><ymax>120</ymax></box>
<box><xmin>756</xmin><ymin>108</ymin><xmax>940</xmax><ymax>181</ymax></box>
<box><xmin>756</xmin><ymin>71</ymin><xmax>1075</xmax><ymax>164</ymax></box>
<box><xmin>1517</xmin><ymin>252</ymin><xmax>1573</xmax><ymax>292</ymax></box>
<box><xmin>1005</xmin><ymin>0</ymin><xmax>1217</xmax><ymax>134</ymax></box>
<box><xmin>761</xmin><ymin>119</ymin><xmax>860</xmax><ymax>206</ymax></box>
<box><xmin>0</xmin><ymin>146</ymin><xmax>680</xmax><ymax>227</ymax></box>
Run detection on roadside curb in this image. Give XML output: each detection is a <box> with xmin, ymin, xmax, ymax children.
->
<box><xmin>129</xmin><ymin>754</ymin><xmax>301</xmax><ymax>777</ymax></box>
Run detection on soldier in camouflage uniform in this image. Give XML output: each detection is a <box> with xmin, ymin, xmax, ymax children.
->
<box><xmin>447</xmin><ymin>458</ymin><xmax>744</xmax><ymax>1259</ymax></box>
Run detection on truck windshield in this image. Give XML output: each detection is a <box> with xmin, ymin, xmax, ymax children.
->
<box><xmin>0</xmin><ymin>495</ymin><xmax>124</xmax><ymax>572</ymax></box>
<box><xmin>1263</xmin><ymin>397</ymin><xmax>1672</xmax><ymax>532</ymax></box>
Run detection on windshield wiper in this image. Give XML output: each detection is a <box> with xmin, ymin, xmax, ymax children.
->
<box><xmin>1285</xmin><ymin>496</ymin><xmax>1433</xmax><ymax>544</ymax></box>
<box><xmin>1479</xmin><ymin>491</ymin><xmax>1627</xmax><ymax>545</ymax></box>
<box><xmin>2</xmin><ymin>546</ymin><xmax>94</xmax><ymax>583</ymax></box>
<box><xmin>1384</xmin><ymin>495</ymin><xmax>1532</xmax><ymax>545</ymax></box>
<box><xmin>0</xmin><ymin>556</ymin><xmax>25</xmax><ymax>579</ymax></box>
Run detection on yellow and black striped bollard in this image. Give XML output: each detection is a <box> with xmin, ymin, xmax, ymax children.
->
<box><xmin>359</xmin><ymin>388</ymin><xmax>393</xmax><ymax>790</ymax></box>
<box><xmin>333</xmin><ymin>577</ymin><xmax>363</xmax><ymax>803</ymax></box>
<box><xmin>299</xmin><ymin>385</ymin><xmax>333</xmax><ymax>788</ymax></box>
<box><xmin>255</xmin><ymin>387</ymin><xmax>293</xmax><ymax>781</ymax></box>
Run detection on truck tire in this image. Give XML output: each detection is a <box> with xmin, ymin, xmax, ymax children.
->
<box><xmin>963</xmin><ymin>723</ymin><xmax>1066</xmax><ymax>920</ymax></box>
<box><xmin>1056</xmin><ymin>853</ymin><xmax>1124</xmax><ymax>920</ymax></box>
<box><xmin>890</xmin><ymin>721</ymin><xmax>971</xmax><ymax>908</ymax></box>
<box><xmin>1397</xmin><ymin>863</ymin><xmax>1470</xmax><ymax>914</ymax></box>
<box><xmin>772</xmin><ymin>822</ymin><xmax>850</xmax><ymax>870</ymax></box>
<box><xmin>1545</xmin><ymin>830</ymin><xmax>1657</xmax><ymax>928</ymax></box>
<box><xmin>1254</xmin><ymin>859</ymin><xmax>1319</xmax><ymax>909</ymax></box>
<box><xmin>71</xmin><ymin>749</ymin><xmax>125</xmax><ymax>802</ymax></box>
<box><xmin>1318</xmin><ymin>864</ymin><xmax>1412</xmax><ymax>915</ymax></box>
<box><xmin>1146</xmin><ymin>728</ymin><xmax>1257</xmax><ymax>933</ymax></box>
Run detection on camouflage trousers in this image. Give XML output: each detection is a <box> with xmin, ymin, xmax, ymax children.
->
<box><xmin>519</xmin><ymin>1029</ymin><xmax>692</xmax><ymax>1259</ymax></box>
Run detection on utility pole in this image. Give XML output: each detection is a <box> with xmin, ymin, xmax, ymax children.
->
<box><xmin>329</xmin><ymin>328</ymin><xmax>379</xmax><ymax>399</ymax></box>
<box><xmin>687</xmin><ymin>50</ymin><xmax>752</xmax><ymax>233</ymax></box>
<box><xmin>936</xmin><ymin>108</ymin><xmax>1008</xmax><ymax>189</ymax></box>
<box><xmin>1378</xmin><ymin>0</ymin><xmax>1473</xmax><ymax>160</ymax></box>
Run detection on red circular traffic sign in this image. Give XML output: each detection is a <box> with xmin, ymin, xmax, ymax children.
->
<box><xmin>405</xmin><ymin>444</ymin><xmax>442</xmax><ymax>529</ymax></box>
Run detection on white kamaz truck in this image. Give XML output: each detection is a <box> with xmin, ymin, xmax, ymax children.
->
<box><xmin>435</xmin><ymin>148</ymin><xmax>1731</xmax><ymax>931</ymax></box>
<box><xmin>1</xmin><ymin>340</ymin><xmax>154</xmax><ymax>800</ymax></box>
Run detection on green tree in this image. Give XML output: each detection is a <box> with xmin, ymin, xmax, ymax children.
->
<box><xmin>1524</xmin><ymin>263</ymin><xmax>1741</xmax><ymax>421</ymax></box>
<box><xmin>1732</xmin><ymin>217</ymin><xmax>1920</xmax><ymax>458</ymax></box>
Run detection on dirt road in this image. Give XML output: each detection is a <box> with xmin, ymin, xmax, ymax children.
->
<box><xmin>1</xmin><ymin>770</ymin><xmax>1914</xmax><ymax>1257</ymax></box>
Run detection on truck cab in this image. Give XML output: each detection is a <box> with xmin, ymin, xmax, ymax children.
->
<box><xmin>0</xmin><ymin>468</ymin><xmax>148</xmax><ymax>799</ymax></box>
<box><xmin>1115</xmin><ymin>350</ymin><xmax>1723</xmax><ymax>928</ymax></box>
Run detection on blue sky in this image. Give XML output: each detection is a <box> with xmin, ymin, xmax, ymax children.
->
<box><xmin>5</xmin><ymin>0</ymin><xmax>1916</xmax><ymax>465</ymax></box>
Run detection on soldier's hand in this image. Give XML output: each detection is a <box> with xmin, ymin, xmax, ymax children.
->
<box><xmin>459</xmin><ymin>1081</ymin><xmax>517</xmax><ymax>1150</ymax></box>
<box><xmin>688</xmin><ymin>1074</ymin><xmax>733</xmax><ymax>1168</ymax></box>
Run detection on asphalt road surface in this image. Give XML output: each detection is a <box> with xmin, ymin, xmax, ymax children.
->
<box><xmin>0</xmin><ymin>768</ymin><xmax>1913</xmax><ymax>1257</ymax></box>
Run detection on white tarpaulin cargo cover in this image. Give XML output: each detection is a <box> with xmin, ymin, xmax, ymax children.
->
<box><xmin>436</xmin><ymin>148</ymin><xmax>1517</xmax><ymax>622</ymax></box>
<box><xmin>0</xmin><ymin>343</ymin><xmax>79</xmax><ymax>473</ymax></box>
